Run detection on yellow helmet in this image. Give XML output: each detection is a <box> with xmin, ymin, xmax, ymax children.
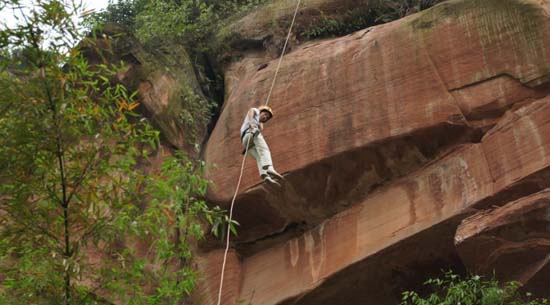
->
<box><xmin>258</xmin><ymin>105</ymin><xmax>274</xmax><ymax>118</ymax></box>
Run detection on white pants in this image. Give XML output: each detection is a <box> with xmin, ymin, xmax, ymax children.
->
<box><xmin>242</xmin><ymin>131</ymin><xmax>274</xmax><ymax>178</ymax></box>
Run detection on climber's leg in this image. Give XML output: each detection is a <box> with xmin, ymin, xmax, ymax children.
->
<box><xmin>250</xmin><ymin>146</ymin><xmax>280</xmax><ymax>187</ymax></box>
<box><xmin>254</xmin><ymin>133</ymin><xmax>283</xmax><ymax>180</ymax></box>
<box><xmin>250</xmin><ymin>148</ymin><xmax>265</xmax><ymax>177</ymax></box>
<box><xmin>253</xmin><ymin>133</ymin><xmax>272</xmax><ymax>174</ymax></box>
<box><xmin>242</xmin><ymin>132</ymin><xmax>263</xmax><ymax>176</ymax></box>
<box><xmin>243</xmin><ymin>132</ymin><xmax>281</xmax><ymax>187</ymax></box>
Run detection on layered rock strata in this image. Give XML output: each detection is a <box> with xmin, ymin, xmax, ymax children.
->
<box><xmin>203</xmin><ymin>0</ymin><xmax>550</xmax><ymax>246</ymax></box>
<box><xmin>198</xmin><ymin>0</ymin><xmax>550</xmax><ymax>304</ymax></box>
<box><xmin>456</xmin><ymin>189</ymin><xmax>550</xmax><ymax>296</ymax></box>
<box><xmin>198</xmin><ymin>98</ymin><xmax>550</xmax><ymax>304</ymax></box>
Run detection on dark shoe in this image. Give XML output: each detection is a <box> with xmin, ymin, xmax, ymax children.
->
<box><xmin>263</xmin><ymin>176</ymin><xmax>281</xmax><ymax>188</ymax></box>
<box><xmin>266</xmin><ymin>168</ymin><xmax>283</xmax><ymax>180</ymax></box>
<box><xmin>262</xmin><ymin>165</ymin><xmax>283</xmax><ymax>180</ymax></box>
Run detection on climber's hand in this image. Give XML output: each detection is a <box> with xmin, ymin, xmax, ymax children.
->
<box><xmin>249</xmin><ymin>125</ymin><xmax>259</xmax><ymax>137</ymax></box>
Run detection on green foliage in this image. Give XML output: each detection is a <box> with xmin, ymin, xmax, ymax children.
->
<box><xmin>302</xmin><ymin>0</ymin><xmax>444</xmax><ymax>39</ymax></box>
<box><xmin>401</xmin><ymin>271</ymin><xmax>550</xmax><ymax>305</ymax></box>
<box><xmin>135</xmin><ymin>0</ymin><xmax>216</xmax><ymax>48</ymax></box>
<box><xmin>302</xmin><ymin>8</ymin><xmax>379</xmax><ymax>39</ymax></box>
<box><xmin>84</xmin><ymin>1</ymin><xmax>267</xmax><ymax>144</ymax></box>
<box><xmin>174</xmin><ymin>82</ymin><xmax>215</xmax><ymax>144</ymax></box>
<box><xmin>87</xmin><ymin>0</ymin><xmax>268</xmax><ymax>49</ymax></box>
<box><xmin>372</xmin><ymin>0</ymin><xmax>443</xmax><ymax>23</ymax></box>
<box><xmin>83</xmin><ymin>0</ymin><xmax>148</xmax><ymax>33</ymax></box>
<box><xmin>0</xmin><ymin>1</ymin><xmax>228</xmax><ymax>304</ymax></box>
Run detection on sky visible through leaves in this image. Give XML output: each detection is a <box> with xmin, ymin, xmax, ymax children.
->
<box><xmin>0</xmin><ymin>0</ymin><xmax>109</xmax><ymax>28</ymax></box>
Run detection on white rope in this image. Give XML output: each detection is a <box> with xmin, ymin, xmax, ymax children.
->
<box><xmin>264</xmin><ymin>0</ymin><xmax>302</xmax><ymax>107</ymax></box>
<box><xmin>216</xmin><ymin>134</ymin><xmax>251</xmax><ymax>305</ymax></box>
<box><xmin>216</xmin><ymin>1</ymin><xmax>302</xmax><ymax>304</ymax></box>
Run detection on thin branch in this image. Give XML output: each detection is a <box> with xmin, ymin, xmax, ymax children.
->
<box><xmin>18</xmin><ymin>8</ymin><xmax>72</xmax><ymax>305</ymax></box>
<box><xmin>65</xmin><ymin>147</ymin><xmax>100</xmax><ymax>206</ymax></box>
<box><xmin>44</xmin><ymin>174</ymin><xmax>64</xmax><ymax>206</ymax></box>
<box><xmin>2</xmin><ymin>208</ymin><xmax>62</xmax><ymax>248</ymax></box>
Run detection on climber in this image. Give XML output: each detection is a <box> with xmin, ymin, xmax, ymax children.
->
<box><xmin>240</xmin><ymin>105</ymin><xmax>284</xmax><ymax>187</ymax></box>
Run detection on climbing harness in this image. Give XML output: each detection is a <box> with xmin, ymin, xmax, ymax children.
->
<box><xmin>216</xmin><ymin>0</ymin><xmax>302</xmax><ymax>304</ymax></box>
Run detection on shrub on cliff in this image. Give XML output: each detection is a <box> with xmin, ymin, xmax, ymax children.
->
<box><xmin>0</xmin><ymin>1</ymin><xmax>226</xmax><ymax>304</ymax></box>
<box><xmin>84</xmin><ymin>0</ymin><xmax>149</xmax><ymax>33</ymax></box>
<box><xmin>303</xmin><ymin>0</ymin><xmax>445</xmax><ymax>39</ymax></box>
<box><xmin>87</xmin><ymin>0</ymin><xmax>267</xmax><ymax>48</ymax></box>
<box><xmin>373</xmin><ymin>0</ymin><xmax>443</xmax><ymax>23</ymax></box>
<box><xmin>401</xmin><ymin>271</ymin><xmax>549</xmax><ymax>305</ymax></box>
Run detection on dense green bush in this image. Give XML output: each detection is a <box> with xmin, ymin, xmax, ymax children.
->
<box><xmin>303</xmin><ymin>0</ymin><xmax>445</xmax><ymax>39</ymax></box>
<box><xmin>87</xmin><ymin>0</ymin><xmax>267</xmax><ymax>48</ymax></box>
<box><xmin>0</xmin><ymin>1</ymin><xmax>228</xmax><ymax>303</ymax></box>
<box><xmin>83</xmin><ymin>0</ymin><xmax>149</xmax><ymax>33</ymax></box>
<box><xmin>401</xmin><ymin>272</ymin><xmax>549</xmax><ymax>305</ymax></box>
<box><xmin>88</xmin><ymin>0</ymin><xmax>445</xmax><ymax>49</ymax></box>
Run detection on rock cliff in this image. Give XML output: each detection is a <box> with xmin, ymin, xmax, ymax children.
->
<box><xmin>82</xmin><ymin>24</ymin><xmax>213</xmax><ymax>153</ymax></box>
<box><xmin>456</xmin><ymin>188</ymin><xmax>550</xmax><ymax>297</ymax></box>
<box><xmin>197</xmin><ymin>0</ymin><xmax>550</xmax><ymax>304</ymax></box>
<box><xmin>84</xmin><ymin>0</ymin><xmax>550</xmax><ymax>303</ymax></box>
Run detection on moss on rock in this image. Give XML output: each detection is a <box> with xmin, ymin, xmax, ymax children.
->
<box><xmin>409</xmin><ymin>0</ymin><xmax>548</xmax><ymax>84</ymax></box>
<box><xmin>213</xmin><ymin>0</ymin><xmax>447</xmax><ymax>61</ymax></box>
<box><xmin>100</xmin><ymin>24</ymin><xmax>214</xmax><ymax>152</ymax></box>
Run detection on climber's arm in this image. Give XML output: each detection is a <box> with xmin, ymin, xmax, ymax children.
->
<box><xmin>248</xmin><ymin>108</ymin><xmax>256</xmax><ymax>129</ymax></box>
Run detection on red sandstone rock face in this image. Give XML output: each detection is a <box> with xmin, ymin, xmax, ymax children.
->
<box><xmin>198</xmin><ymin>0</ymin><xmax>550</xmax><ymax>304</ymax></box>
<box><xmin>456</xmin><ymin>189</ymin><xmax>550</xmax><ymax>297</ymax></box>
<box><xmin>198</xmin><ymin>99</ymin><xmax>550</xmax><ymax>305</ymax></box>
<box><xmin>203</xmin><ymin>0</ymin><xmax>550</xmax><ymax>246</ymax></box>
<box><xmin>206</xmin><ymin>0</ymin><xmax>550</xmax><ymax>203</ymax></box>
<box><xmin>194</xmin><ymin>250</ymin><xmax>241</xmax><ymax>305</ymax></box>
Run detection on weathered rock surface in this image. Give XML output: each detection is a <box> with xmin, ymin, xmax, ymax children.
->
<box><xmin>198</xmin><ymin>0</ymin><xmax>550</xmax><ymax>304</ymax></box>
<box><xmin>216</xmin><ymin>0</ymin><xmax>372</xmax><ymax>56</ymax></box>
<box><xmin>216</xmin><ymin>0</ymin><xmax>450</xmax><ymax>58</ymax></box>
<box><xmin>203</xmin><ymin>0</ymin><xmax>550</xmax><ymax>248</ymax></box>
<box><xmin>83</xmin><ymin>24</ymin><xmax>211</xmax><ymax>153</ymax></box>
<box><xmin>198</xmin><ymin>97</ymin><xmax>550</xmax><ymax>305</ymax></box>
<box><xmin>220</xmin><ymin>0</ymin><xmax>370</xmax><ymax>39</ymax></box>
<box><xmin>456</xmin><ymin>188</ymin><xmax>550</xmax><ymax>297</ymax></box>
<box><xmin>194</xmin><ymin>250</ymin><xmax>242</xmax><ymax>305</ymax></box>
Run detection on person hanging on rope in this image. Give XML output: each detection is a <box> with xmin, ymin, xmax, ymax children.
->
<box><xmin>240</xmin><ymin>105</ymin><xmax>283</xmax><ymax>187</ymax></box>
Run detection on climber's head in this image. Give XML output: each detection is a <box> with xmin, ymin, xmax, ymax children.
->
<box><xmin>258</xmin><ymin>105</ymin><xmax>273</xmax><ymax>123</ymax></box>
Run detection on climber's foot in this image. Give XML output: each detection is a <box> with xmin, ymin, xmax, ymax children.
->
<box><xmin>263</xmin><ymin>176</ymin><xmax>282</xmax><ymax>188</ymax></box>
<box><xmin>266</xmin><ymin>169</ymin><xmax>284</xmax><ymax>181</ymax></box>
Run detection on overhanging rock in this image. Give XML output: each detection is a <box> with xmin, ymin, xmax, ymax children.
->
<box><xmin>199</xmin><ymin>0</ymin><xmax>550</xmax><ymax>303</ymax></box>
<box><xmin>456</xmin><ymin>189</ymin><xmax>550</xmax><ymax>297</ymax></box>
<box><xmin>198</xmin><ymin>96</ymin><xmax>550</xmax><ymax>305</ymax></box>
<box><xmin>203</xmin><ymin>0</ymin><xmax>550</xmax><ymax>248</ymax></box>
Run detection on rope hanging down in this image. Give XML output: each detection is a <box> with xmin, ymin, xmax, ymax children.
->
<box><xmin>264</xmin><ymin>0</ymin><xmax>302</xmax><ymax>107</ymax></box>
<box><xmin>216</xmin><ymin>135</ymin><xmax>251</xmax><ymax>305</ymax></box>
<box><xmin>216</xmin><ymin>1</ymin><xmax>302</xmax><ymax>304</ymax></box>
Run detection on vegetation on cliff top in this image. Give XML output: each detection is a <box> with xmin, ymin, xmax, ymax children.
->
<box><xmin>86</xmin><ymin>0</ymin><xmax>269</xmax><ymax>50</ymax></box>
<box><xmin>301</xmin><ymin>0</ymin><xmax>444</xmax><ymax>39</ymax></box>
<box><xmin>88</xmin><ymin>0</ymin><xmax>446</xmax><ymax>47</ymax></box>
<box><xmin>0</xmin><ymin>1</ymin><xmax>228</xmax><ymax>304</ymax></box>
